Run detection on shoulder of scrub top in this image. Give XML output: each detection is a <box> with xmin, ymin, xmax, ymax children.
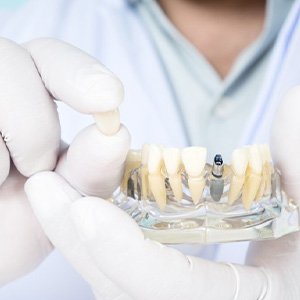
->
<box><xmin>0</xmin><ymin>0</ymin><xmax>131</xmax><ymax>44</ymax></box>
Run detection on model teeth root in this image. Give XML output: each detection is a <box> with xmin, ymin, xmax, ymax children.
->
<box><xmin>163</xmin><ymin>148</ymin><xmax>183</xmax><ymax>201</ymax></box>
<box><xmin>228</xmin><ymin>148</ymin><xmax>248</xmax><ymax>204</ymax></box>
<box><xmin>182</xmin><ymin>147</ymin><xmax>207</xmax><ymax>204</ymax></box>
<box><xmin>148</xmin><ymin>145</ymin><xmax>166</xmax><ymax>209</ymax></box>
<box><xmin>242</xmin><ymin>145</ymin><xmax>263</xmax><ymax>210</ymax></box>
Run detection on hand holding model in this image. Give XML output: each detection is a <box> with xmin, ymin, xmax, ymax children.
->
<box><xmin>0</xmin><ymin>38</ymin><xmax>129</xmax><ymax>286</ymax></box>
<box><xmin>25</xmin><ymin>79</ymin><xmax>300</xmax><ymax>298</ymax></box>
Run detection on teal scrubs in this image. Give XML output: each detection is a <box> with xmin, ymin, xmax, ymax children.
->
<box><xmin>137</xmin><ymin>0</ymin><xmax>294</xmax><ymax>160</ymax></box>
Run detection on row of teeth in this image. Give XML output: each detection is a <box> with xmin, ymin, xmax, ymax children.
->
<box><xmin>123</xmin><ymin>144</ymin><xmax>273</xmax><ymax>211</ymax></box>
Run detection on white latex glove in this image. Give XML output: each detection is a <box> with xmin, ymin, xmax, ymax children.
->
<box><xmin>246</xmin><ymin>86</ymin><xmax>300</xmax><ymax>299</ymax></box>
<box><xmin>25</xmin><ymin>174</ymin><xmax>266</xmax><ymax>300</ymax></box>
<box><xmin>25</xmin><ymin>86</ymin><xmax>300</xmax><ymax>300</ymax></box>
<box><xmin>0</xmin><ymin>37</ymin><xmax>125</xmax><ymax>286</ymax></box>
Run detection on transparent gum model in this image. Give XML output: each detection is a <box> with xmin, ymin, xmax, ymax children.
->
<box><xmin>112</xmin><ymin>144</ymin><xmax>300</xmax><ymax>244</ymax></box>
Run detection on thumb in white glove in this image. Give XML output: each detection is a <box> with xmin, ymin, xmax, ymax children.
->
<box><xmin>246</xmin><ymin>86</ymin><xmax>300</xmax><ymax>300</ymax></box>
<box><xmin>26</xmin><ymin>172</ymin><xmax>267</xmax><ymax>300</ymax></box>
<box><xmin>26</xmin><ymin>124</ymin><xmax>132</xmax><ymax>300</ymax></box>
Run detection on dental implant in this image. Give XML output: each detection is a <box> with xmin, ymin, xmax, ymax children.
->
<box><xmin>210</xmin><ymin>154</ymin><xmax>224</xmax><ymax>202</ymax></box>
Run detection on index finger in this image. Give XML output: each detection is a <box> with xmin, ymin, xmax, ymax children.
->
<box><xmin>25</xmin><ymin>38</ymin><xmax>124</xmax><ymax>135</ymax></box>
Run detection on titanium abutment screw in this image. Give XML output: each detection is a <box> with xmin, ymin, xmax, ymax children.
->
<box><xmin>210</xmin><ymin>154</ymin><xmax>225</xmax><ymax>202</ymax></box>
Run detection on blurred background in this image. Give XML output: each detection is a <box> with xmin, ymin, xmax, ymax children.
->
<box><xmin>0</xmin><ymin>0</ymin><xmax>250</xmax><ymax>298</ymax></box>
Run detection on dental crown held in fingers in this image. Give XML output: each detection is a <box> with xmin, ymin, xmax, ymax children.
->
<box><xmin>112</xmin><ymin>144</ymin><xmax>300</xmax><ymax>244</ymax></box>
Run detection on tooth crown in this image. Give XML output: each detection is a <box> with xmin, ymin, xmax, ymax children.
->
<box><xmin>231</xmin><ymin>148</ymin><xmax>248</xmax><ymax>176</ymax></box>
<box><xmin>147</xmin><ymin>144</ymin><xmax>163</xmax><ymax>174</ymax></box>
<box><xmin>122</xmin><ymin>144</ymin><xmax>274</xmax><ymax>211</ymax></box>
<box><xmin>182</xmin><ymin>147</ymin><xmax>207</xmax><ymax>177</ymax></box>
<box><xmin>163</xmin><ymin>147</ymin><xmax>181</xmax><ymax>175</ymax></box>
<box><xmin>248</xmin><ymin>145</ymin><xmax>263</xmax><ymax>174</ymax></box>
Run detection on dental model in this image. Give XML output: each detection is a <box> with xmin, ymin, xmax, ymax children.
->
<box><xmin>115</xmin><ymin>143</ymin><xmax>299</xmax><ymax>244</ymax></box>
<box><xmin>121</xmin><ymin>144</ymin><xmax>275</xmax><ymax>211</ymax></box>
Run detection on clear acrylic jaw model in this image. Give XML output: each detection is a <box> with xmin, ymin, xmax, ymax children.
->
<box><xmin>112</xmin><ymin>145</ymin><xmax>300</xmax><ymax>244</ymax></box>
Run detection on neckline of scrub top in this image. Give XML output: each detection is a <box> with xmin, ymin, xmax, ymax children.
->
<box><xmin>135</xmin><ymin>0</ymin><xmax>294</xmax><ymax>97</ymax></box>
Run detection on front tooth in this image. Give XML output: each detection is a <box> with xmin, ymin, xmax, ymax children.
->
<box><xmin>248</xmin><ymin>145</ymin><xmax>263</xmax><ymax>174</ymax></box>
<box><xmin>93</xmin><ymin>109</ymin><xmax>120</xmax><ymax>135</ymax></box>
<box><xmin>182</xmin><ymin>147</ymin><xmax>207</xmax><ymax>204</ymax></box>
<box><xmin>182</xmin><ymin>147</ymin><xmax>207</xmax><ymax>176</ymax></box>
<box><xmin>163</xmin><ymin>148</ymin><xmax>181</xmax><ymax>174</ymax></box>
<box><xmin>231</xmin><ymin>148</ymin><xmax>249</xmax><ymax>176</ymax></box>
<box><xmin>148</xmin><ymin>145</ymin><xmax>166</xmax><ymax>210</ymax></box>
<box><xmin>228</xmin><ymin>148</ymin><xmax>248</xmax><ymax>204</ymax></box>
<box><xmin>163</xmin><ymin>148</ymin><xmax>183</xmax><ymax>201</ymax></box>
<box><xmin>242</xmin><ymin>145</ymin><xmax>262</xmax><ymax>210</ymax></box>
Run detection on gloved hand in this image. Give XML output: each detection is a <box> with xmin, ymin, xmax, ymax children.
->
<box><xmin>246</xmin><ymin>86</ymin><xmax>300</xmax><ymax>299</ymax></box>
<box><xmin>25</xmin><ymin>172</ymin><xmax>266</xmax><ymax>300</ymax></box>
<box><xmin>0</xmin><ymin>37</ymin><xmax>126</xmax><ymax>286</ymax></box>
<box><xmin>25</xmin><ymin>85</ymin><xmax>300</xmax><ymax>299</ymax></box>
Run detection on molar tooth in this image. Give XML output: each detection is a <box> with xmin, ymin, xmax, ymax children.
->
<box><xmin>242</xmin><ymin>145</ymin><xmax>262</xmax><ymax>210</ymax></box>
<box><xmin>228</xmin><ymin>148</ymin><xmax>249</xmax><ymax>204</ymax></box>
<box><xmin>259</xmin><ymin>144</ymin><xmax>272</xmax><ymax>197</ymax></box>
<box><xmin>141</xmin><ymin>144</ymin><xmax>150</xmax><ymax>199</ymax></box>
<box><xmin>121</xmin><ymin>150</ymin><xmax>141</xmax><ymax>194</ymax></box>
<box><xmin>142</xmin><ymin>144</ymin><xmax>150</xmax><ymax>166</ymax></box>
<box><xmin>163</xmin><ymin>148</ymin><xmax>183</xmax><ymax>201</ymax></box>
<box><xmin>148</xmin><ymin>145</ymin><xmax>166</xmax><ymax>210</ymax></box>
<box><xmin>259</xmin><ymin>144</ymin><xmax>272</xmax><ymax>163</ymax></box>
<box><xmin>182</xmin><ymin>147</ymin><xmax>207</xmax><ymax>204</ymax></box>
<box><xmin>255</xmin><ymin>165</ymin><xmax>266</xmax><ymax>201</ymax></box>
<box><xmin>254</xmin><ymin>145</ymin><xmax>268</xmax><ymax>200</ymax></box>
